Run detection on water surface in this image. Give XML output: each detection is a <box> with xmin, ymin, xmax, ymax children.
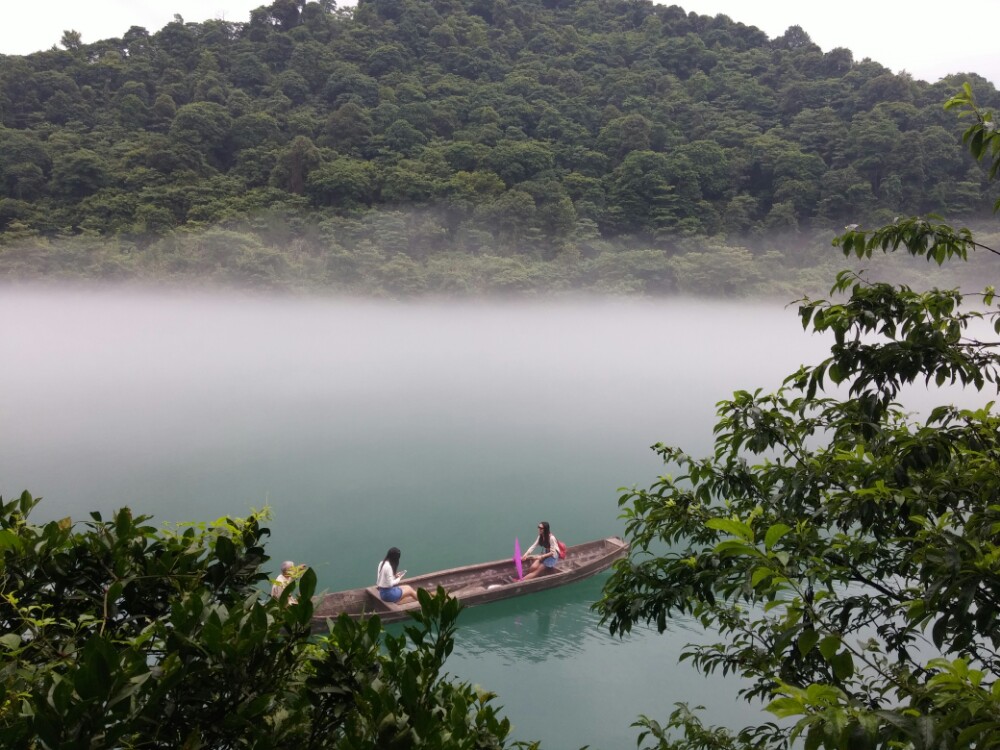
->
<box><xmin>0</xmin><ymin>285</ymin><xmax>870</xmax><ymax>748</ymax></box>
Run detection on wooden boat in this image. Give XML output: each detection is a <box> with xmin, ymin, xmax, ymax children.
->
<box><xmin>311</xmin><ymin>535</ymin><xmax>628</xmax><ymax>627</ymax></box>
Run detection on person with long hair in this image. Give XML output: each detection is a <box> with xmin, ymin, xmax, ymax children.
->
<box><xmin>520</xmin><ymin>521</ymin><xmax>559</xmax><ymax>580</ymax></box>
<box><xmin>376</xmin><ymin>546</ymin><xmax>418</xmax><ymax>604</ymax></box>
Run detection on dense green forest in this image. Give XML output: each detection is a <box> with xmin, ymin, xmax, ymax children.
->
<box><xmin>1</xmin><ymin>0</ymin><xmax>998</xmax><ymax>295</ymax></box>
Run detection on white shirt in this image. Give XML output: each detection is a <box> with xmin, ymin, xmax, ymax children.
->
<box><xmin>523</xmin><ymin>533</ymin><xmax>558</xmax><ymax>559</ymax></box>
<box><xmin>270</xmin><ymin>573</ymin><xmax>297</xmax><ymax>602</ymax></box>
<box><xmin>376</xmin><ymin>561</ymin><xmax>403</xmax><ymax>588</ymax></box>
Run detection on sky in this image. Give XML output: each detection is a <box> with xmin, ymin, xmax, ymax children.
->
<box><xmin>1</xmin><ymin>1</ymin><xmax>997</xmax><ymax>87</ymax></box>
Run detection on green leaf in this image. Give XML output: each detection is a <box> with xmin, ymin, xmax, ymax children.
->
<box><xmin>75</xmin><ymin>636</ymin><xmax>117</xmax><ymax>700</ymax></box>
<box><xmin>713</xmin><ymin>539</ymin><xmax>757</xmax><ymax>557</ymax></box>
<box><xmin>818</xmin><ymin>635</ymin><xmax>841</xmax><ymax>660</ymax></box>
<box><xmin>764</xmin><ymin>523</ymin><xmax>792</xmax><ymax>551</ymax></box>
<box><xmin>830</xmin><ymin>650</ymin><xmax>854</xmax><ymax>680</ymax></box>
<box><xmin>298</xmin><ymin>566</ymin><xmax>317</xmax><ymax>601</ymax></box>
<box><xmin>766</xmin><ymin>696</ymin><xmax>804</xmax><ymax>719</ymax></box>
<box><xmin>705</xmin><ymin>518</ymin><xmax>753</xmax><ymax>542</ymax></box>
<box><xmin>797</xmin><ymin>629</ymin><xmax>819</xmax><ymax>657</ymax></box>
<box><xmin>0</xmin><ymin>529</ymin><xmax>22</xmax><ymax>553</ymax></box>
<box><xmin>751</xmin><ymin>566</ymin><xmax>773</xmax><ymax>588</ymax></box>
<box><xmin>215</xmin><ymin>535</ymin><xmax>235</xmax><ymax>564</ymax></box>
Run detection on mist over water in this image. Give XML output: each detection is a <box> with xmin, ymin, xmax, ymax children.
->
<box><xmin>4</xmin><ymin>283</ymin><xmax>985</xmax><ymax>748</ymax></box>
<box><xmin>2</xmin><ymin>285</ymin><xmax>829</xmax><ymax>534</ymax></box>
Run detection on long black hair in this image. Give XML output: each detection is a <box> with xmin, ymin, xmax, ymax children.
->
<box><xmin>538</xmin><ymin>522</ymin><xmax>551</xmax><ymax>550</ymax></box>
<box><xmin>381</xmin><ymin>546</ymin><xmax>402</xmax><ymax>574</ymax></box>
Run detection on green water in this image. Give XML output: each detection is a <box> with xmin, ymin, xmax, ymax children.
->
<box><xmin>2</xmin><ymin>285</ymin><xmax>834</xmax><ymax>748</ymax></box>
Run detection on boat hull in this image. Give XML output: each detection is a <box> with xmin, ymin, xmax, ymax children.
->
<box><xmin>311</xmin><ymin>535</ymin><xmax>628</xmax><ymax>628</ymax></box>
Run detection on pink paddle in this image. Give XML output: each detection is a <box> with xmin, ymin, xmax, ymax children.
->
<box><xmin>514</xmin><ymin>537</ymin><xmax>523</xmax><ymax>580</ymax></box>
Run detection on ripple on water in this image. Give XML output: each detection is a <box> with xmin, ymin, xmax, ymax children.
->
<box><xmin>444</xmin><ymin>574</ymin><xmax>701</xmax><ymax>664</ymax></box>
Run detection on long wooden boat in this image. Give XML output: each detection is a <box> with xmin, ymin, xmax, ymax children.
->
<box><xmin>311</xmin><ymin>535</ymin><xmax>628</xmax><ymax>628</ymax></box>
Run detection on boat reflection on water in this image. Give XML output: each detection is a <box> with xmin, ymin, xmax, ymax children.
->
<box><xmin>440</xmin><ymin>569</ymin><xmax>707</xmax><ymax>664</ymax></box>
<box><xmin>445</xmin><ymin>575</ymin><xmax>615</xmax><ymax>664</ymax></box>
<box><xmin>437</xmin><ymin>572</ymin><xmax>745</xmax><ymax>750</ymax></box>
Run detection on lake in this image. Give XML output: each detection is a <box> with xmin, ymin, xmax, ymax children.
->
<box><xmin>0</xmin><ymin>284</ymin><xmax>856</xmax><ymax>748</ymax></box>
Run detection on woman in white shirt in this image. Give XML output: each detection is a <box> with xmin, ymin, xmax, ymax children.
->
<box><xmin>376</xmin><ymin>547</ymin><xmax>418</xmax><ymax>604</ymax></box>
<box><xmin>520</xmin><ymin>521</ymin><xmax>559</xmax><ymax>580</ymax></box>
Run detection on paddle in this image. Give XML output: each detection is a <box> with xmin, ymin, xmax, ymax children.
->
<box><xmin>513</xmin><ymin>537</ymin><xmax>523</xmax><ymax>580</ymax></box>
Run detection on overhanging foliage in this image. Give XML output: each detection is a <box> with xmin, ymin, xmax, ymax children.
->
<box><xmin>597</xmin><ymin>90</ymin><xmax>1000</xmax><ymax>749</ymax></box>
<box><xmin>0</xmin><ymin>492</ymin><xmax>524</xmax><ymax>749</ymax></box>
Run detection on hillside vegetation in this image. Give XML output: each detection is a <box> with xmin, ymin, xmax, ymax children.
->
<box><xmin>1</xmin><ymin>0</ymin><xmax>998</xmax><ymax>294</ymax></box>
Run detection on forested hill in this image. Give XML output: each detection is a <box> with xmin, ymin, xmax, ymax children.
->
<box><xmin>1</xmin><ymin>0</ymin><xmax>998</xmax><ymax>295</ymax></box>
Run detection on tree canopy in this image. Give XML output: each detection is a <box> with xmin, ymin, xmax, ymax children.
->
<box><xmin>0</xmin><ymin>0</ymin><xmax>998</xmax><ymax>294</ymax></box>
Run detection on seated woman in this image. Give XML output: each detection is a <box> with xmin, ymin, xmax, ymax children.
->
<box><xmin>270</xmin><ymin>560</ymin><xmax>303</xmax><ymax>604</ymax></box>
<box><xmin>520</xmin><ymin>521</ymin><xmax>559</xmax><ymax>580</ymax></box>
<box><xmin>376</xmin><ymin>546</ymin><xmax>419</xmax><ymax>604</ymax></box>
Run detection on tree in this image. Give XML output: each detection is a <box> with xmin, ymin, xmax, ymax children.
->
<box><xmin>383</xmin><ymin>119</ymin><xmax>428</xmax><ymax>157</ymax></box>
<box><xmin>596</xmin><ymin>114</ymin><xmax>653</xmax><ymax>165</ymax></box>
<box><xmin>771</xmin><ymin>25</ymin><xmax>820</xmax><ymax>53</ymax></box>
<box><xmin>0</xmin><ymin>491</ymin><xmax>522</xmax><ymax>748</ymax></box>
<box><xmin>485</xmin><ymin>140</ymin><xmax>556</xmax><ymax>187</ymax></box>
<box><xmin>270</xmin><ymin>135</ymin><xmax>321</xmax><ymax>195</ymax></box>
<box><xmin>604</xmin><ymin>151</ymin><xmax>679</xmax><ymax>236</ymax></box>
<box><xmin>306</xmin><ymin>156</ymin><xmax>377</xmax><ymax>209</ymax></box>
<box><xmin>598</xmin><ymin>85</ymin><xmax>1000</xmax><ymax>749</ymax></box>
<box><xmin>323</xmin><ymin>102</ymin><xmax>374</xmax><ymax>154</ymax></box>
<box><xmin>59</xmin><ymin>30</ymin><xmax>83</xmax><ymax>52</ymax></box>
<box><xmin>788</xmin><ymin>107</ymin><xmax>848</xmax><ymax>167</ymax></box>
<box><xmin>474</xmin><ymin>188</ymin><xmax>538</xmax><ymax>246</ymax></box>
<box><xmin>669</xmin><ymin>243</ymin><xmax>762</xmax><ymax>296</ymax></box>
<box><xmin>168</xmin><ymin>102</ymin><xmax>233</xmax><ymax>169</ymax></box>
<box><xmin>50</xmin><ymin>148</ymin><xmax>108</xmax><ymax>199</ymax></box>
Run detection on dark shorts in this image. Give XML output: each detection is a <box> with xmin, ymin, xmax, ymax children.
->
<box><xmin>379</xmin><ymin>586</ymin><xmax>403</xmax><ymax>603</ymax></box>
